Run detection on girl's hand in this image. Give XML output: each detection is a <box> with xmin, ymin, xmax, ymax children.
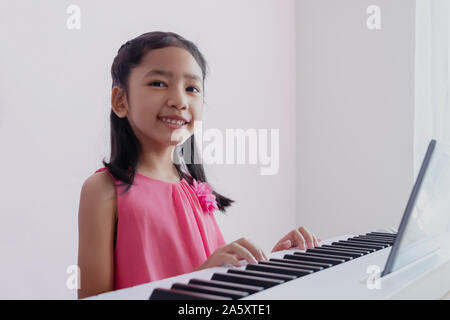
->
<box><xmin>271</xmin><ymin>226</ymin><xmax>321</xmax><ymax>253</ymax></box>
<box><xmin>195</xmin><ymin>237</ymin><xmax>268</xmax><ymax>271</ymax></box>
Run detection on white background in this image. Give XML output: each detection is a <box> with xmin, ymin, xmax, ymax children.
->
<box><xmin>0</xmin><ymin>0</ymin><xmax>416</xmax><ymax>299</ymax></box>
<box><xmin>296</xmin><ymin>0</ymin><xmax>415</xmax><ymax>245</ymax></box>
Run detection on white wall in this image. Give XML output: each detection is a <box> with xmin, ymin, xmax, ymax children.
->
<box><xmin>296</xmin><ymin>0</ymin><xmax>416</xmax><ymax>239</ymax></box>
<box><xmin>0</xmin><ymin>0</ymin><xmax>296</xmax><ymax>299</ymax></box>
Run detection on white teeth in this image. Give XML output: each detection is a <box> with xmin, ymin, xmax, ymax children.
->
<box><xmin>160</xmin><ymin>118</ymin><xmax>186</xmax><ymax>125</ymax></box>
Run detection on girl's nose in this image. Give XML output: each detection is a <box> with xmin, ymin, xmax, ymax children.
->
<box><xmin>169</xmin><ymin>101</ymin><xmax>187</xmax><ymax>110</ymax></box>
<box><xmin>168</xmin><ymin>89</ymin><xmax>188</xmax><ymax>110</ymax></box>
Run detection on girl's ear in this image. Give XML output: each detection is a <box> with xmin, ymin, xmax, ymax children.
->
<box><xmin>111</xmin><ymin>86</ymin><xmax>128</xmax><ymax>118</ymax></box>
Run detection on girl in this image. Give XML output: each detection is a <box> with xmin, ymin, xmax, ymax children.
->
<box><xmin>77</xmin><ymin>31</ymin><xmax>321</xmax><ymax>299</ymax></box>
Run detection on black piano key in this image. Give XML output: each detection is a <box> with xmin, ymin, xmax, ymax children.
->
<box><xmin>149</xmin><ymin>287</ymin><xmax>231</xmax><ymax>300</ymax></box>
<box><xmin>270</xmin><ymin>258</ymin><xmax>333</xmax><ymax>268</ymax></box>
<box><xmin>189</xmin><ymin>278</ymin><xmax>264</xmax><ymax>294</ymax></box>
<box><xmin>284</xmin><ymin>254</ymin><xmax>345</xmax><ymax>265</ymax></box>
<box><xmin>260</xmin><ymin>260</ymin><xmax>324</xmax><ymax>271</ymax></box>
<box><xmin>346</xmin><ymin>239</ymin><xmax>389</xmax><ymax>247</ymax></box>
<box><xmin>306</xmin><ymin>248</ymin><xmax>364</xmax><ymax>258</ymax></box>
<box><xmin>357</xmin><ymin>235</ymin><xmax>395</xmax><ymax>240</ymax></box>
<box><xmin>351</xmin><ymin>235</ymin><xmax>394</xmax><ymax>242</ymax></box>
<box><xmin>340</xmin><ymin>239</ymin><xmax>387</xmax><ymax>248</ymax></box>
<box><xmin>355</xmin><ymin>236</ymin><xmax>395</xmax><ymax>242</ymax></box>
<box><xmin>321</xmin><ymin>244</ymin><xmax>373</xmax><ymax>254</ymax></box>
<box><xmin>228</xmin><ymin>269</ymin><xmax>297</xmax><ymax>281</ymax></box>
<box><xmin>246</xmin><ymin>263</ymin><xmax>314</xmax><ymax>277</ymax></box>
<box><xmin>293</xmin><ymin>251</ymin><xmax>353</xmax><ymax>262</ymax></box>
<box><xmin>328</xmin><ymin>243</ymin><xmax>377</xmax><ymax>252</ymax></box>
<box><xmin>355</xmin><ymin>236</ymin><xmax>395</xmax><ymax>243</ymax></box>
<box><xmin>212</xmin><ymin>272</ymin><xmax>284</xmax><ymax>289</ymax></box>
<box><xmin>335</xmin><ymin>241</ymin><xmax>385</xmax><ymax>250</ymax></box>
<box><xmin>354</xmin><ymin>238</ymin><xmax>395</xmax><ymax>245</ymax></box>
<box><xmin>347</xmin><ymin>239</ymin><xmax>392</xmax><ymax>247</ymax></box>
<box><xmin>171</xmin><ymin>283</ymin><xmax>248</xmax><ymax>300</ymax></box>
<box><xmin>366</xmin><ymin>232</ymin><xmax>397</xmax><ymax>237</ymax></box>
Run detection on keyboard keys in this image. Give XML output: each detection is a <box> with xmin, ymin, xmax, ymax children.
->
<box><xmin>366</xmin><ymin>232</ymin><xmax>397</xmax><ymax>237</ymax></box>
<box><xmin>260</xmin><ymin>260</ymin><xmax>324</xmax><ymax>271</ymax></box>
<box><xmin>228</xmin><ymin>269</ymin><xmax>297</xmax><ymax>281</ymax></box>
<box><xmin>334</xmin><ymin>241</ymin><xmax>385</xmax><ymax>250</ymax></box>
<box><xmin>353</xmin><ymin>238</ymin><xmax>394</xmax><ymax>245</ymax></box>
<box><xmin>354</xmin><ymin>236</ymin><xmax>395</xmax><ymax>244</ymax></box>
<box><xmin>171</xmin><ymin>282</ymin><xmax>249</xmax><ymax>300</ymax></box>
<box><xmin>293</xmin><ymin>251</ymin><xmax>353</xmax><ymax>262</ymax></box>
<box><xmin>269</xmin><ymin>258</ymin><xmax>333</xmax><ymax>268</ymax></box>
<box><xmin>284</xmin><ymin>253</ymin><xmax>345</xmax><ymax>265</ymax></box>
<box><xmin>321</xmin><ymin>244</ymin><xmax>373</xmax><ymax>254</ymax></box>
<box><xmin>211</xmin><ymin>272</ymin><xmax>284</xmax><ymax>289</ymax></box>
<box><xmin>346</xmin><ymin>239</ymin><xmax>389</xmax><ymax>247</ymax></box>
<box><xmin>356</xmin><ymin>235</ymin><xmax>395</xmax><ymax>241</ymax></box>
<box><xmin>306</xmin><ymin>248</ymin><xmax>364</xmax><ymax>258</ymax></box>
<box><xmin>324</xmin><ymin>244</ymin><xmax>376</xmax><ymax>253</ymax></box>
<box><xmin>150</xmin><ymin>230</ymin><xmax>399</xmax><ymax>300</ymax></box>
<box><xmin>189</xmin><ymin>278</ymin><xmax>264</xmax><ymax>294</ymax></box>
<box><xmin>149</xmin><ymin>288</ymin><xmax>232</xmax><ymax>300</ymax></box>
<box><xmin>246</xmin><ymin>263</ymin><xmax>314</xmax><ymax>277</ymax></box>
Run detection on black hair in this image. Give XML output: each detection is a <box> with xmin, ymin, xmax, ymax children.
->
<box><xmin>103</xmin><ymin>31</ymin><xmax>234</xmax><ymax>213</ymax></box>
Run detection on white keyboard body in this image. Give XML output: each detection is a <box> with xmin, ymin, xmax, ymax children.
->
<box><xmin>86</xmin><ymin>234</ymin><xmax>450</xmax><ymax>300</ymax></box>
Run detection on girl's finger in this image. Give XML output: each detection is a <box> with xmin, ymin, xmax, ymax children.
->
<box><xmin>236</xmin><ymin>238</ymin><xmax>266</xmax><ymax>262</ymax></box>
<box><xmin>260</xmin><ymin>249</ymin><xmax>268</xmax><ymax>261</ymax></box>
<box><xmin>222</xmin><ymin>253</ymin><xmax>241</xmax><ymax>267</ymax></box>
<box><xmin>298</xmin><ymin>226</ymin><xmax>314</xmax><ymax>249</ymax></box>
<box><xmin>271</xmin><ymin>239</ymin><xmax>291</xmax><ymax>253</ymax></box>
<box><xmin>290</xmin><ymin>229</ymin><xmax>307</xmax><ymax>250</ymax></box>
<box><xmin>312</xmin><ymin>234</ymin><xmax>319</xmax><ymax>247</ymax></box>
<box><xmin>227</xmin><ymin>241</ymin><xmax>258</xmax><ymax>264</ymax></box>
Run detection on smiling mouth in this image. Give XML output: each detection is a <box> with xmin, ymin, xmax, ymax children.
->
<box><xmin>158</xmin><ymin>117</ymin><xmax>189</xmax><ymax>128</ymax></box>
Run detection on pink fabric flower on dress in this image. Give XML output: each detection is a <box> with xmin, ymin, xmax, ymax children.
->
<box><xmin>192</xmin><ymin>179</ymin><xmax>218</xmax><ymax>214</ymax></box>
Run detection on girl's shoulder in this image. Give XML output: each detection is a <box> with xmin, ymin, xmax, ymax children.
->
<box><xmin>87</xmin><ymin>168</ymin><xmax>116</xmax><ymax>192</ymax></box>
<box><xmin>79</xmin><ymin>169</ymin><xmax>117</xmax><ymax>219</ymax></box>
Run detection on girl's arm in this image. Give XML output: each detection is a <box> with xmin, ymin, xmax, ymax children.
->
<box><xmin>77</xmin><ymin>172</ymin><xmax>117</xmax><ymax>299</ymax></box>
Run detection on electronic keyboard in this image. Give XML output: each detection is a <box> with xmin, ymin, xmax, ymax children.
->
<box><xmin>85</xmin><ymin>230</ymin><xmax>450</xmax><ymax>300</ymax></box>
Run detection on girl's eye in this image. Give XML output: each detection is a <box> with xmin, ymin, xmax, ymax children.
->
<box><xmin>149</xmin><ymin>81</ymin><xmax>166</xmax><ymax>87</ymax></box>
<box><xmin>149</xmin><ymin>82</ymin><xmax>200</xmax><ymax>93</ymax></box>
<box><xmin>187</xmin><ymin>86</ymin><xmax>201</xmax><ymax>93</ymax></box>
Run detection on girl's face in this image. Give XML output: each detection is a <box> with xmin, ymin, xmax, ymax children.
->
<box><xmin>120</xmin><ymin>46</ymin><xmax>204</xmax><ymax>148</ymax></box>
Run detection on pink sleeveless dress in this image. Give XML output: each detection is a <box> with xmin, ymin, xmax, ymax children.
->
<box><xmin>94</xmin><ymin>168</ymin><xmax>226</xmax><ymax>290</ymax></box>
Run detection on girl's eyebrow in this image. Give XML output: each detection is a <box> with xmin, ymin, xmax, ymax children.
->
<box><xmin>144</xmin><ymin>69</ymin><xmax>202</xmax><ymax>83</ymax></box>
